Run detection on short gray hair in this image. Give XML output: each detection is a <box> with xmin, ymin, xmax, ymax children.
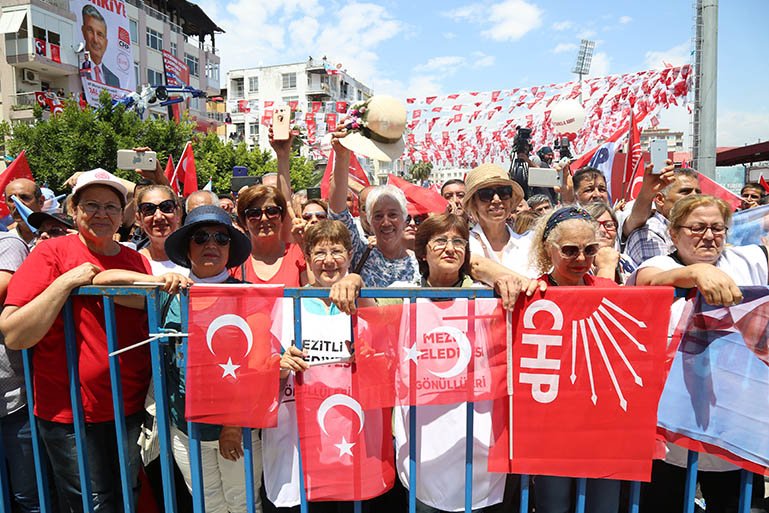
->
<box><xmin>185</xmin><ymin>190</ymin><xmax>218</xmax><ymax>212</ymax></box>
<box><xmin>365</xmin><ymin>185</ymin><xmax>408</xmax><ymax>225</ymax></box>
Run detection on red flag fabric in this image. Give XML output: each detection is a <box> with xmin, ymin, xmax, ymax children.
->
<box><xmin>296</xmin><ymin>363</ymin><xmax>395</xmax><ymax>501</ymax></box>
<box><xmin>164</xmin><ymin>155</ymin><xmax>178</xmax><ymax>195</ymax></box>
<box><xmin>355</xmin><ymin>299</ymin><xmax>507</xmax><ymax>407</ymax></box>
<box><xmin>175</xmin><ymin>142</ymin><xmax>198</xmax><ymax>198</ymax></box>
<box><xmin>760</xmin><ymin>176</ymin><xmax>769</xmax><ymax>193</ymax></box>
<box><xmin>186</xmin><ymin>284</ymin><xmax>282</xmax><ymax>428</ymax></box>
<box><xmin>697</xmin><ymin>172</ymin><xmax>741</xmax><ymax>211</ymax></box>
<box><xmin>386</xmin><ymin>174</ymin><xmax>448</xmax><ymax>216</ymax></box>
<box><xmin>319</xmin><ymin>149</ymin><xmax>371</xmax><ymax>200</ymax></box>
<box><xmin>623</xmin><ymin>110</ymin><xmax>644</xmax><ymax>199</ymax></box>
<box><xmin>488</xmin><ymin>287</ymin><xmax>672</xmax><ymax>481</ymax></box>
<box><xmin>0</xmin><ymin>151</ymin><xmax>34</xmax><ymax>217</ymax></box>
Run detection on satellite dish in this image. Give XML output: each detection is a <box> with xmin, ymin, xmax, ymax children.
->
<box><xmin>74</xmin><ymin>42</ymin><xmax>85</xmax><ymax>53</ymax></box>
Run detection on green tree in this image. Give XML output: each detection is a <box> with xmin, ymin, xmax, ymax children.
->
<box><xmin>409</xmin><ymin>161</ymin><xmax>433</xmax><ymax>183</ymax></box>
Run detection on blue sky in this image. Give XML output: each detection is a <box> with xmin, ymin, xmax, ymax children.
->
<box><xmin>198</xmin><ymin>0</ymin><xmax>768</xmax><ymax>147</ymax></box>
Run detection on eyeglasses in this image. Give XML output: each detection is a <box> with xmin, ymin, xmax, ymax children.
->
<box><xmin>555</xmin><ymin>242</ymin><xmax>600</xmax><ymax>259</ymax></box>
<box><xmin>597</xmin><ymin>220</ymin><xmax>618</xmax><ymax>231</ymax></box>
<box><xmin>191</xmin><ymin>230</ymin><xmax>231</xmax><ymax>246</ymax></box>
<box><xmin>311</xmin><ymin>249</ymin><xmax>347</xmax><ymax>261</ymax></box>
<box><xmin>244</xmin><ymin>205</ymin><xmax>283</xmax><ymax>220</ymax></box>
<box><xmin>429</xmin><ymin>237</ymin><xmax>468</xmax><ymax>252</ymax></box>
<box><xmin>476</xmin><ymin>185</ymin><xmax>513</xmax><ymax>203</ymax></box>
<box><xmin>302</xmin><ymin>211</ymin><xmax>328</xmax><ymax>221</ymax></box>
<box><xmin>676</xmin><ymin>224</ymin><xmax>728</xmax><ymax>236</ymax></box>
<box><xmin>79</xmin><ymin>201</ymin><xmax>122</xmax><ymax>216</ymax></box>
<box><xmin>138</xmin><ymin>200</ymin><xmax>177</xmax><ymax>216</ymax></box>
<box><xmin>406</xmin><ymin>214</ymin><xmax>428</xmax><ymax>226</ymax></box>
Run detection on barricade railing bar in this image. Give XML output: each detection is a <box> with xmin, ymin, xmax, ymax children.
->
<box><xmin>0</xmin><ymin>285</ymin><xmax>758</xmax><ymax>513</ymax></box>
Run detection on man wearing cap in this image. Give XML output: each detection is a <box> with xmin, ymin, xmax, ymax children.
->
<box><xmin>28</xmin><ymin>211</ymin><xmax>75</xmax><ymax>242</ymax></box>
<box><xmin>4</xmin><ymin>178</ymin><xmax>44</xmax><ymax>246</ymax></box>
<box><xmin>1</xmin><ymin>168</ymin><xmax>155</xmax><ymax>512</ymax></box>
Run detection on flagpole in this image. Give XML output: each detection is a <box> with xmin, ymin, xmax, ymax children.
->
<box><xmin>506</xmin><ymin>309</ymin><xmax>513</xmax><ymax>462</ymax></box>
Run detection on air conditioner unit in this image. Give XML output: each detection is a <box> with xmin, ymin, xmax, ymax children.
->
<box><xmin>22</xmin><ymin>69</ymin><xmax>38</xmax><ymax>84</ymax></box>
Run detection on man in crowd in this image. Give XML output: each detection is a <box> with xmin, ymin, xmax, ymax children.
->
<box><xmin>740</xmin><ymin>183</ymin><xmax>765</xmax><ymax>210</ymax></box>
<box><xmin>441</xmin><ymin>179</ymin><xmax>466</xmax><ymax>217</ymax></box>
<box><xmin>185</xmin><ymin>190</ymin><xmax>218</xmax><ymax>213</ymax></box>
<box><xmin>572</xmin><ymin>167</ymin><xmax>610</xmax><ymax>205</ymax></box>
<box><xmin>4</xmin><ymin>178</ymin><xmax>44</xmax><ymax>246</ymax></box>
<box><xmin>527</xmin><ymin>194</ymin><xmax>553</xmax><ymax>215</ymax></box>
<box><xmin>625</xmin><ymin>167</ymin><xmax>701</xmax><ymax>266</ymax></box>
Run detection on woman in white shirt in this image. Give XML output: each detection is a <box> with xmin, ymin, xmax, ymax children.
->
<box><xmin>135</xmin><ymin>184</ymin><xmax>188</xmax><ymax>276</ymax></box>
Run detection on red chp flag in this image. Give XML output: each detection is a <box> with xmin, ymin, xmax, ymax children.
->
<box><xmin>623</xmin><ymin>110</ymin><xmax>644</xmax><ymax>200</ymax></box>
<box><xmin>296</xmin><ymin>363</ymin><xmax>395</xmax><ymax>501</ymax></box>
<box><xmin>355</xmin><ymin>299</ymin><xmax>507</xmax><ymax>406</ymax></box>
<box><xmin>186</xmin><ymin>284</ymin><xmax>283</xmax><ymax>428</ymax></box>
<box><xmin>488</xmin><ymin>287</ymin><xmax>672</xmax><ymax>481</ymax></box>
<box><xmin>319</xmin><ymin>149</ymin><xmax>371</xmax><ymax>199</ymax></box>
<box><xmin>0</xmin><ymin>151</ymin><xmax>34</xmax><ymax>217</ymax></box>
<box><xmin>387</xmin><ymin>174</ymin><xmax>448</xmax><ymax>216</ymax></box>
<box><xmin>697</xmin><ymin>172</ymin><xmax>741</xmax><ymax>211</ymax></box>
<box><xmin>164</xmin><ymin>155</ymin><xmax>179</xmax><ymax>195</ymax></box>
<box><xmin>175</xmin><ymin>142</ymin><xmax>198</xmax><ymax>197</ymax></box>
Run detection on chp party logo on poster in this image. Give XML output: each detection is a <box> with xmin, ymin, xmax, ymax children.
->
<box><xmin>70</xmin><ymin>0</ymin><xmax>135</xmax><ymax>102</ymax></box>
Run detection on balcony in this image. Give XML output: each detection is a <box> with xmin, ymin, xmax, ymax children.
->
<box><xmin>306</xmin><ymin>82</ymin><xmax>331</xmax><ymax>97</ymax></box>
<box><xmin>306</xmin><ymin>57</ymin><xmax>327</xmax><ymax>72</ymax></box>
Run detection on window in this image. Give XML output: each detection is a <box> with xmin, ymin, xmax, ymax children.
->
<box><xmin>146</xmin><ymin>27</ymin><xmax>162</xmax><ymax>51</ymax></box>
<box><xmin>231</xmin><ymin>78</ymin><xmax>244</xmax><ymax>98</ymax></box>
<box><xmin>281</xmin><ymin>72</ymin><xmax>296</xmax><ymax>90</ymax></box>
<box><xmin>206</xmin><ymin>62</ymin><xmax>220</xmax><ymax>83</ymax></box>
<box><xmin>170</xmin><ymin>41</ymin><xmax>177</xmax><ymax>56</ymax></box>
<box><xmin>248</xmin><ymin>76</ymin><xmax>258</xmax><ymax>93</ymax></box>
<box><xmin>147</xmin><ymin>68</ymin><xmax>163</xmax><ymax>85</ymax></box>
<box><xmin>129</xmin><ymin>19</ymin><xmax>138</xmax><ymax>43</ymax></box>
<box><xmin>249</xmin><ymin>123</ymin><xmax>259</xmax><ymax>138</ymax></box>
<box><xmin>134</xmin><ymin>62</ymin><xmax>139</xmax><ymax>85</ymax></box>
<box><xmin>33</xmin><ymin>26</ymin><xmax>46</xmax><ymax>40</ymax></box>
<box><xmin>47</xmin><ymin>31</ymin><xmax>60</xmax><ymax>46</ymax></box>
<box><xmin>185</xmin><ymin>53</ymin><xmax>199</xmax><ymax>77</ymax></box>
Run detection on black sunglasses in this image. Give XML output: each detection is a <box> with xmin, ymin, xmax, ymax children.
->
<box><xmin>476</xmin><ymin>185</ymin><xmax>513</xmax><ymax>202</ymax></box>
<box><xmin>406</xmin><ymin>214</ymin><xmax>428</xmax><ymax>226</ymax></box>
<box><xmin>191</xmin><ymin>230</ymin><xmax>231</xmax><ymax>246</ymax></box>
<box><xmin>245</xmin><ymin>205</ymin><xmax>283</xmax><ymax>220</ymax></box>
<box><xmin>138</xmin><ymin>200</ymin><xmax>177</xmax><ymax>216</ymax></box>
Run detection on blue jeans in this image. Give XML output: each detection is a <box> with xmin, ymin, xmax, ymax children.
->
<box><xmin>37</xmin><ymin>412</ymin><xmax>143</xmax><ymax>513</ymax></box>
<box><xmin>535</xmin><ymin>476</ymin><xmax>620</xmax><ymax>513</ymax></box>
<box><xmin>1</xmin><ymin>408</ymin><xmax>41</xmax><ymax>512</ymax></box>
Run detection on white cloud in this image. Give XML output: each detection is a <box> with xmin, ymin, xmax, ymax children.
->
<box><xmin>644</xmin><ymin>41</ymin><xmax>691</xmax><ymax>69</ymax></box>
<box><xmin>717</xmin><ymin>110</ymin><xmax>769</xmax><ymax>147</ymax></box>
<box><xmin>619</xmin><ymin>15</ymin><xmax>632</xmax><ymax>24</ymax></box>
<box><xmin>443</xmin><ymin>32</ymin><xmax>457</xmax><ymax>39</ymax></box>
<box><xmin>373</xmin><ymin>75</ymin><xmax>445</xmax><ymax>101</ymax></box>
<box><xmin>553</xmin><ymin>43</ymin><xmax>577</xmax><ymax>54</ymax></box>
<box><xmin>415</xmin><ymin>56</ymin><xmax>467</xmax><ymax>73</ymax></box>
<box><xmin>587</xmin><ymin>52</ymin><xmax>611</xmax><ymax>77</ymax></box>
<box><xmin>552</xmin><ymin>20</ymin><xmax>573</xmax><ymax>31</ymax></box>
<box><xmin>472</xmin><ymin>52</ymin><xmax>496</xmax><ymax>68</ymax></box>
<box><xmin>445</xmin><ymin>0</ymin><xmax>541</xmax><ymax>42</ymax></box>
<box><xmin>288</xmin><ymin>16</ymin><xmax>319</xmax><ymax>51</ymax></box>
<box><xmin>577</xmin><ymin>29</ymin><xmax>597</xmax><ymax>39</ymax></box>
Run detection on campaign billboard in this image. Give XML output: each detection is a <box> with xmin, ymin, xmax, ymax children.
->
<box><xmin>70</xmin><ymin>0</ymin><xmax>135</xmax><ymax>105</ymax></box>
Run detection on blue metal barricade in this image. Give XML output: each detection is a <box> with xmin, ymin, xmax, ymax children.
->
<box><xmin>0</xmin><ymin>285</ymin><xmax>760</xmax><ymax>513</ymax></box>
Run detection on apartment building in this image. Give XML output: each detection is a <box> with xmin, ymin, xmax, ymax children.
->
<box><xmin>0</xmin><ymin>0</ymin><xmax>222</xmax><ymax>128</ymax></box>
<box><xmin>226</xmin><ymin>57</ymin><xmax>373</xmax><ymax>155</ymax></box>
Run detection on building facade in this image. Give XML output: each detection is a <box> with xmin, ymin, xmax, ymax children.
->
<box><xmin>640</xmin><ymin>128</ymin><xmax>685</xmax><ymax>152</ymax></box>
<box><xmin>226</xmin><ymin>57</ymin><xmax>373</xmax><ymax>156</ymax></box>
<box><xmin>0</xmin><ymin>0</ymin><xmax>222</xmax><ymax>127</ymax></box>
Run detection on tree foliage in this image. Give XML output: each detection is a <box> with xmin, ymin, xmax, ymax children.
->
<box><xmin>409</xmin><ymin>161</ymin><xmax>433</xmax><ymax>183</ymax></box>
<box><xmin>0</xmin><ymin>92</ymin><xmax>321</xmax><ymax>193</ymax></box>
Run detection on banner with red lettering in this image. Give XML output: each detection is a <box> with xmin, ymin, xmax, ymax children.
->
<box><xmin>355</xmin><ymin>299</ymin><xmax>508</xmax><ymax>407</ymax></box>
<box><xmin>488</xmin><ymin>287</ymin><xmax>672</xmax><ymax>481</ymax></box>
<box><xmin>162</xmin><ymin>50</ymin><xmax>190</xmax><ymax>122</ymax></box>
<box><xmin>296</xmin><ymin>360</ymin><xmax>395</xmax><ymax>501</ymax></box>
<box><xmin>186</xmin><ymin>284</ymin><xmax>283</xmax><ymax>428</ymax></box>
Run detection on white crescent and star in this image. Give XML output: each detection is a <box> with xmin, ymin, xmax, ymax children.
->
<box><xmin>317</xmin><ymin>394</ymin><xmax>365</xmax><ymax>457</ymax></box>
<box><xmin>206</xmin><ymin>314</ymin><xmax>254</xmax><ymax>379</ymax></box>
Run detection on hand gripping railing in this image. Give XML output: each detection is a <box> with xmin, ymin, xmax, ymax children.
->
<box><xmin>0</xmin><ymin>285</ymin><xmax>759</xmax><ymax>513</ymax></box>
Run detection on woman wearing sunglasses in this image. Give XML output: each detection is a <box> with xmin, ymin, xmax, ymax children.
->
<box><xmin>583</xmin><ymin>202</ymin><xmax>636</xmax><ymax>284</ymax></box>
<box><xmin>529</xmin><ymin>206</ymin><xmax>621</xmax><ymax>513</ymax></box>
<box><xmin>463</xmin><ymin>164</ymin><xmax>536</xmax><ymax>278</ymax></box>
<box><xmin>403</xmin><ymin>212</ymin><xmax>428</xmax><ymax>251</ymax></box>
<box><xmin>135</xmin><ymin>184</ymin><xmax>187</xmax><ymax>276</ymax></box>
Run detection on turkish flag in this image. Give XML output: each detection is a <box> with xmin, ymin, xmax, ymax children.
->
<box><xmin>488</xmin><ymin>287</ymin><xmax>672</xmax><ymax>481</ymax></box>
<box><xmin>319</xmin><ymin>149</ymin><xmax>370</xmax><ymax>200</ymax></box>
<box><xmin>0</xmin><ymin>151</ymin><xmax>34</xmax><ymax>217</ymax></box>
<box><xmin>164</xmin><ymin>155</ymin><xmax>179</xmax><ymax>195</ymax></box>
<box><xmin>186</xmin><ymin>284</ymin><xmax>283</xmax><ymax>428</ymax></box>
<box><xmin>355</xmin><ymin>299</ymin><xmax>508</xmax><ymax>407</ymax></box>
<box><xmin>296</xmin><ymin>363</ymin><xmax>395</xmax><ymax>501</ymax></box>
<box><xmin>175</xmin><ymin>142</ymin><xmax>198</xmax><ymax>198</ymax></box>
<box><xmin>760</xmin><ymin>175</ymin><xmax>769</xmax><ymax>194</ymax></box>
<box><xmin>387</xmin><ymin>174</ymin><xmax>448</xmax><ymax>216</ymax></box>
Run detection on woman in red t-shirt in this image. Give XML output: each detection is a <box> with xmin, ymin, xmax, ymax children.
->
<box><xmin>529</xmin><ymin>206</ymin><xmax>619</xmax><ymax>513</ymax></box>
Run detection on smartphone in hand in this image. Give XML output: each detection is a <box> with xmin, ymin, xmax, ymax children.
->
<box><xmin>273</xmin><ymin>106</ymin><xmax>290</xmax><ymax>140</ymax></box>
<box><xmin>117</xmin><ymin>149</ymin><xmax>157</xmax><ymax>170</ymax></box>
<box><xmin>650</xmin><ymin>139</ymin><xmax>667</xmax><ymax>175</ymax></box>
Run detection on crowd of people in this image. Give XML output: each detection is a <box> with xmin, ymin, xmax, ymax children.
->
<box><xmin>0</xmin><ymin>120</ymin><xmax>767</xmax><ymax>513</ymax></box>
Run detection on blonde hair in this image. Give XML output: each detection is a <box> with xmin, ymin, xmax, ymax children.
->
<box><xmin>668</xmin><ymin>194</ymin><xmax>732</xmax><ymax>234</ymax></box>
<box><xmin>530</xmin><ymin>213</ymin><xmax>599</xmax><ymax>274</ymax></box>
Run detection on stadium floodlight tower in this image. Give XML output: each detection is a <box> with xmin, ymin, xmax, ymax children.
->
<box><xmin>572</xmin><ymin>39</ymin><xmax>596</xmax><ymax>104</ymax></box>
